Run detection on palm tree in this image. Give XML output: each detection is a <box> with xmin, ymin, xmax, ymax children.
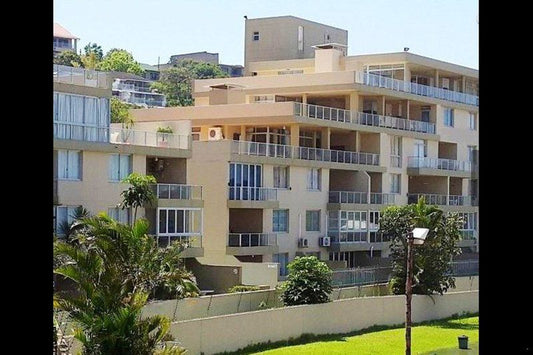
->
<box><xmin>57</xmin><ymin>206</ymin><xmax>91</xmax><ymax>242</ymax></box>
<box><xmin>120</xmin><ymin>173</ymin><xmax>157</xmax><ymax>224</ymax></box>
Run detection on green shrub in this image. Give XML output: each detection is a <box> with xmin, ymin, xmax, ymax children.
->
<box><xmin>227</xmin><ymin>285</ymin><xmax>261</xmax><ymax>293</ymax></box>
<box><xmin>281</xmin><ymin>256</ymin><xmax>332</xmax><ymax>306</ymax></box>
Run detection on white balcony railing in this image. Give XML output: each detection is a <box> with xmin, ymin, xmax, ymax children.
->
<box><xmin>355</xmin><ymin>72</ymin><xmax>479</xmax><ymax>106</ymax></box>
<box><xmin>53</xmin><ymin>64</ymin><xmax>109</xmax><ymax>89</ymax></box>
<box><xmin>152</xmin><ymin>184</ymin><xmax>202</xmax><ymax>200</ymax></box>
<box><xmin>407</xmin><ymin>156</ymin><xmax>472</xmax><ymax>172</ymax></box>
<box><xmin>228</xmin><ymin>186</ymin><xmax>278</xmax><ymax>201</ymax></box>
<box><xmin>293</xmin><ymin>103</ymin><xmax>436</xmax><ymax>135</ymax></box>
<box><xmin>231</xmin><ymin>140</ymin><xmax>380</xmax><ymax>166</ymax></box>
<box><xmin>408</xmin><ymin>193</ymin><xmax>472</xmax><ymax>206</ymax></box>
<box><xmin>110</xmin><ymin>127</ymin><xmax>191</xmax><ymax>150</ymax></box>
<box><xmin>228</xmin><ymin>233</ymin><xmax>278</xmax><ymax>247</ymax></box>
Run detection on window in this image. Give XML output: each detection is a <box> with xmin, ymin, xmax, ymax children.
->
<box><xmin>329</xmin><ymin>210</ymin><xmax>368</xmax><ymax>243</ymax></box>
<box><xmin>413</xmin><ymin>139</ymin><xmax>427</xmax><ymax>157</ymax></box>
<box><xmin>307</xmin><ymin>168</ymin><xmax>321</xmax><ymax>190</ymax></box>
<box><xmin>273</xmin><ymin>209</ymin><xmax>289</xmax><ymax>232</ymax></box>
<box><xmin>192</xmin><ymin>127</ymin><xmax>201</xmax><ymax>141</ymax></box>
<box><xmin>272</xmin><ymin>253</ymin><xmax>289</xmax><ymax>276</ymax></box>
<box><xmin>467</xmin><ymin>146</ymin><xmax>477</xmax><ymax>163</ymax></box>
<box><xmin>443</xmin><ymin>108</ymin><xmax>454</xmax><ymax>127</ymax></box>
<box><xmin>458</xmin><ymin>212</ymin><xmax>477</xmax><ymax>240</ymax></box>
<box><xmin>54</xmin><ymin>206</ymin><xmax>81</xmax><ymax>234</ymax></box>
<box><xmin>57</xmin><ymin>150</ymin><xmax>81</xmax><ymax>180</ymax></box>
<box><xmin>306</xmin><ymin>210</ymin><xmax>320</xmax><ymax>232</ymax></box>
<box><xmin>390</xmin><ymin>136</ymin><xmax>402</xmax><ymax>167</ymax></box>
<box><xmin>297</xmin><ymin>26</ymin><xmax>304</xmax><ymax>51</ymax></box>
<box><xmin>109</xmin><ymin>154</ymin><xmax>132</xmax><ymax>182</ymax></box>
<box><xmin>108</xmin><ymin>207</ymin><xmax>131</xmax><ymax>224</ymax></box>
<box><xmin>273</xmin><ymin>166</ymin><xmax>289</xmax><ymax>188</ymax></box>
<box><xmin>390</xmin><ymin>174</ymin><xmax>401</xmax><ymax>194</ymax></box>
<box><xmin>253</xmin><ymin>31</ymin><xmax>259</xmax><ymax>41</ymax></box>
<box><xmin>229</xmin><ymin>163</ymin><xmax>262</xmax><ymax>200</ymax></box>
<box><xmin>158</xmin><ymin>208</ymin><xmax>202</xmax><ymax>235</ymax></box>
<box><xmin>469</xmin><ymin>113</ymin><xmax>477</xmax><ymax>130</ymax></box>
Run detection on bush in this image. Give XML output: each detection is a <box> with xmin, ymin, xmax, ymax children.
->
<box><xmin>227</xmin><ymin>285</ymin><xmax>261</xmax><ymax>293</ymax></box>
<box><xmin>281</xmin><ymin>256</ymin><xmax>332</xmax><ymax>306</ymax></box>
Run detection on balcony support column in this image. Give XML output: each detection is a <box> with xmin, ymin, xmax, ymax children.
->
<box><xmin>355</xmin><ymin>131</ymin><xmax>361</xmax><ymax>152</ymax></box>
<box><xmin>378</xmin><ymin>96</ymin><xmax>386</xmax><ymax>115</ymax></box>
<box><xmin>462</xmin><ymin>76</ymin><xmax>466</xmax><ymax>93</ymax></box>
<box><xmin>434</xmin><ymin>70</ymin><xmax>439</xmax><ymax>88</ymax></box>
<box><xmin>290</xmin><ymin>124</ymin><xmax>300</xmax><ymax>146</ymax></box>
<box><xmin>240</xmin><ymin>125</ymin><xmax>246</xmax><ymax>141</ymax></box>
<box><xmin>446</xmin><ymin>176</ymin><xmax>450</xmax><ymax>205</ymax></box>
<box><xmin>349</xmin><ymin>92</ymin><xmax>360</xmax><ymax>112</ymax></box>
<box><xmin>406</xmin><ymin>100</ymin><xmax>410</xmax><ymax>120</ymax></box>
<box><xmin>321</xmin><ymin>127</ymin><xmax>331</xmax><ymax>150</ymax></box>
<box><xmin>302</xmin><ymin>94</ymin><xmax>308</xmax><ymax>116</ymax></box>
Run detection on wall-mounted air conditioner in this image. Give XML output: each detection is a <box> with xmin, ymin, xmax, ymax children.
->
<box><xmin>208</xmin><ymin>127</ymin><xmax>223</xmax><ymax>141</ymax></box>
<box><xmin>319</xmin><ymin>236</ymin><xmax>331</xmax><ymax>247</ymax></box>
<box><xmin>298</xmin><ymin>238</ymin><xmax>309</xmax><ymax>248</ymax></box>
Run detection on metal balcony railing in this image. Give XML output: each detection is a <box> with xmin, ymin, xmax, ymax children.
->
<box><xmin>329</xmin><ymin>191</ymin><xmax>368</xmax><ymax>204</ymax></box>
<box><xmin>228</xmin><ymin>233</ymin><xmax>278</xmax><ymax>247</ymax></box>
<box><xmin>109</xmin><ymin>127</ymin><xmax>191</xmax><ymax>149</ymax></box>
<box><xmin>407</xmin><ymin>156</ymin><xmax>472</xmax><ymax>172</ymax></box>
<box><xmin>231</xmin><ymin>140</ymin><xmax>380</xmax><ymax>166</ymax></box>
<box><xmin>152</xmin><ymin>184</ymin><xmax>202</xmax><ymax>200</ymax></box>
<box><xmin>355</xmin><ymin>72</ymin><xmax>479</xmax><ymax>106</ymax></box>
<box><xmin>53</xmin><ymin>64</ymin><xmax>109</xmax><ymax>89</ymax></box>
<box><xmin>293</xmin><ymin>103</ymin><xmax>436</xmax><ymax>134</ymax></box>
<box><xmin>407</xmin><ymin>194</ymin><xmax>472</xmax><ymax>206</ymax></box>
<box><xmin>156</xmin><ymin>235</ymin><xmax>202</xmax><ymax>248</ymax></box>
<box><xmin>228</xmin><ymin>186</ymin><xmax>278</xmax><ymax>201</ymax></box>
<box><xmin>370</xmin><ymin>193</ymin><xmax>396</xmax><ymax>204</ymax></box>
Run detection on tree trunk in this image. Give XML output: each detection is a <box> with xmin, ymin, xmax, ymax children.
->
<box><xmin>133</xmin><ymin>206</ymin><xmax>138</xmax><ymax>226</ymax></box>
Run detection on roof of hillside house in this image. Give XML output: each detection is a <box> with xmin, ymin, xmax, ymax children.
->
<box><xmin>140</xmin><ymin>63</ymin><xmax>160</xmax><ymax>72</ymax></box>
<box><xmin>53</xmin><ymin>23</ymin><xmax>79</xmax><ymax>39</ymax></box>
<box><xmin>109</xmin><ymin>71</ymin><xmax>147</xmax><ymax>81</ymax></box>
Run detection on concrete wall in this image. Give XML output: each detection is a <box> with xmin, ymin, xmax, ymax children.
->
<box><xmin>170</xmin><ymin>290</ymin><xmax>478</xmax><ymax>354</ymax></box>
<box><xmin>241</xmin><ymin>262</ymin><xmax>279</xmax><ymax>288</ymax></box>
<box><xmin>185</xmin><ymin>259</ymin><xmax>241</xmax><ymax>294</ymax></box>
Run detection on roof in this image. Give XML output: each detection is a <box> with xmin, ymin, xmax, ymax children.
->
<box><xmin>246</xmin><ymin>15</ymin><xmax>347</xmax><ymax>33</ymax></box>
<box><xmin>108</xmin><ymin>71</ymin><xmax>147</xmax><ymax>81</ymax></box>
<box><xmin>139</xmin><ymin>63</ymin><xmax>160</xmax><ymax>72</ymax></box>
<box><xmin>312</xmin><ymin>43</ymin><xmax>348</xmax><ymax>49</ymax></box>
<box><xmin>53</xmin><ymin>23</ymin><xmax>79</xmax><ymax>39</ymax></box>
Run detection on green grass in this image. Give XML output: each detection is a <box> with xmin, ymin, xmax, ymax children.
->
<box><xmin>221</xmin><ymin>315</ymin><xmax>478</xmax><ymax>355</ymax></box>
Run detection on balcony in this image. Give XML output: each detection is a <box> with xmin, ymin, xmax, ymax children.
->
<box><xmin>407</xmin><ymin>193</ymin><xmax>472</xmax><ymax>206</ymax></box>
<box><xmin>369</xmin><ymin>193</ymin><xmax>396</xmax><ymax>205</ymax></box>
<box><xmin>231</xmin><ymin>140</ymin><xmax>381</xmax><ymax>169</ymax></box>
<box><xmin>110</xmin><ymin>127</ymin><xmax>191</xmax><ymax>150</ymax></box>
<box><xmin>355</xmin><ymin>72</ymin><xmax>479</xmax><ymax>106</ymax></box>
<box><xmin>407</xmin><ymin>156</ymin><xmax>472</xmax><ymax>177</ymax></box>
<box><xmin>457</xmin><ymin>230</ymin><xmax>477</xmax><ymax>248</ymax></box>
<box><xmin>294</xmin><ymin>103</ymin><xmax>436</xmax><ymax>135</ymax></box>
<box><xmin>150</xmin><ymin>184</ymin><xmax>203</xmax><ymax>208</ymax></box>
<box><xmin>156</xmin><ymin>235</ymin><xmax>203</xmax><ymax>258</ymax></box>
<box><xmin>328</xmin><ymin>191</ymin><xmax>396</xmax><ymax>206</ymax></box>
<box><xmin>228</xmin><ymin>186</ymin><xmax>279</xmax><ymax>209</ymax></box>
<box><xmin>53</xmin><ymin>64</ymin><xmax>109</xmax><ymax>89</ymax></box>
<box><xmin>226</xmin><ymin>233</ymin><xmax>279</xmax><ymax>256</ymax></box>
<box><xmin>54</xmin><ymin>122</ymin><xmax>109</xmax><ymax>143</ymax></box>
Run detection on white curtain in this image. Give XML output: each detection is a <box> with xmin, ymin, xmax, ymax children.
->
<box><xmin>119</xmin><ymin>154</ymin><xmax>130</xmax><ymax>180</ymax></box>
<box><xmin>57</xmin><ymin>150</ymin><xmax>68</xmax><ymax>179</ymax></box>
<box><xmin>109</xmin><ymin>154</ymin><xmax>119</xmax><ymax>181</ymax></box>
<box><xmin>67</xmin><ymin>150</ymin><xmax>80</xmax><ymax>179</ymax></box>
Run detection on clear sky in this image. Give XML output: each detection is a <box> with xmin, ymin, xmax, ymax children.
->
<box><xmin>53</xmin><ymin>0</ymin><xmax>478</xmax><ymax>69</ymax></box>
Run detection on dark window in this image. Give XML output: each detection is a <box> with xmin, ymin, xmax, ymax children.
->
<box><xmin>253</xmin><ymin>32</ymin><xmax>260</xmax><ymax>41</ymax></box>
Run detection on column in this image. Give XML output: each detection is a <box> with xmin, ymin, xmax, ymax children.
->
<box><xmin>290</xmin><ymin>124</ymin><xmax>300</xmax><ymax>146</ymax></box>
<box><xmin>240</xmin><ymin>125</ymin><xmax>246</xmax><ymax>141</ymax></box>
<box><xmin>302</xmin><ymin>93</ymin><xmax>308</xmax><ymax>116</ymax></box>
<box><xmin>434</xmin><ymin>70</ymin><xmax>439</xmax><ymax>88</ymax></box>
<box><xmin>349</xmin><ymin>92</ymin><xmax>359</xmax><ymax>112</ymax></box>
<box><xmin>406</xmin><ymin>100</ymin><xmax>410</xmax><ymax>120</ymax></box>
<box><xmin>321</xmin><ymin>127</ymin><xmax>331</xmax><ymax>150</ymax></box>
<box><xmin>462</xmin><ymin>76</ymin><xmax>466</xmax><ymax>93</ymax></box>
<box><xmin>446</xmin><ymin>176</ymin><xmax>450</xmax><ymax>205</ymax></box>
<box><xmin>355</xmin><ymin>131</ymin><xmax>361</xmax><ymax>152</ymax></box>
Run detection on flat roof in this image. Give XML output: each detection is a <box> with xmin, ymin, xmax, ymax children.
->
<box><xmin>246</xmin><ymin>15</ymin><xmax>347</xmax><ymax>33</ymax></box>
<box><xmin>53</xmin><ymin>23</ymin><xmax>79</xmax><ymax>39</ymax></box>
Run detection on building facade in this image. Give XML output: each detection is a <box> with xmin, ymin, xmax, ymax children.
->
<box><xmin>244</xmin><ymin>16</ymin><xmax>348</xmax><ymax>74</ymax></box>
<box><xmin>53</xmin><ymin>23</ymin><xmax>79</xmax><ymax>56</ymax></box>
<box><xmin>130</xmin><ymin>46</ymin><xmax>479</xmax><ymax>281</ymax></box>
<box><xmin>167</xmin><ymin>51</ymin><xmax>244</xmax><ymax>77</ymax></box>
<box><xmin>111</xmin><ymin>72</ymin><xmax>167</xmax><ymax>107</ymax></box>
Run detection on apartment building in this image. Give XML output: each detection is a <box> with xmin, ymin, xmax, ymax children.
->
<box><xmin>167</xmin><ymin>51</ymin><xmax>244</xmax><ymax>77</ymax></box>
<box><xmin>244</xmin><ymin>15</ymin><xmax>348</xmax><ymax>74</ymax></box>
<box><xmin>111</xmin><ymin>72</ymin><xmax>167</xmax><ymax>107</ymax></box>
<box><xmin>53</xmin><ymin>64</ymin><xmax>200</xmax><ymax>259</ymax></box>
<box><xmin>130</xmin><ymin>44</ymin><xmax>478</xmax><ymax>281</ymax></box>
<box><xmin>53</xmin><ymin>23</ymin><xmax>79</xmax><ymax>56</ymax></box>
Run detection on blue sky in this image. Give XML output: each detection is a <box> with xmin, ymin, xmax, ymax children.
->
<box><xmin>54</xmin><ymin>0</ymin><xmax>478</xmax><ymax>69</ymax></box>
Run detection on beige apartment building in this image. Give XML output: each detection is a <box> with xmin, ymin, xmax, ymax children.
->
<box><xmin>130</xmin><ymin>44</ymin><xmax>479</xmax><ymax>282</ymax></box>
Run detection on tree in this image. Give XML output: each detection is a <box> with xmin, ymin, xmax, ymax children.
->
<box><xmin>281</xmin><ymin>256</ymin><xmax>333</xmax><ymax>306</ymax></box>
<box><xmin>84</xmin><ymin>42</ymin><xmax>103</xmax><ymax>61</ymax></box>
<box><xmin>110</xmin><ymin>97</ymin><xmax>136</xmax><ymax>127</ymax></box>
<box><xmin>54</xmin><ymin>215</ymin><xmax>198</xmax><ymax>353</ymax></box>
<box><xmin>97</xmin><ymin>48</ymin><xmax>144</xmax><ymax>75</ymax></box>
<box><xmin>57</xmin><ymin>206</ymin><xmax>91</xmax><ymax>243</ymax></box>
<box><xmin>151</xmin><ymin>59</ymin><xmax>228</xmax><ymax>107</ymax></box>
<box><xmin>54</xmin><ymin>50</ymin><xmax>83</xmax><ymax>67</ymax></box>
<box><xmin>120</xmin><ymin>173</ymin><xmax>157</xmax><ymax>224</ymax></box>
<box><xmin>378</xmin><ymin>197</ymin><xmax>462</xmax><ymax>296</ymax></box>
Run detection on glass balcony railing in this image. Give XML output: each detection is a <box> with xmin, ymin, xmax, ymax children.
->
<box><xmin>408</xmin><ymin>193</ymin><xmax>472</xmax><ymax>206</ymax></box>
<box><xmin>407</xmin><ymin>156</ymin><xmax>472</xmax><ymax>172</ymax></box>
<box><xmin>228</xmin><ymin>233</ymin><xmax>277</xmax><ymax>247</ymax></box>
<box><xmin>228</xmin><ymin>186</ymin><xmax>278</xmax><ymax>201</ymax></box>
<box><xmin>53</xmin><ymin>64</ymin><xmax>109</xmax><ymax>89</ymax></box>
<box><xmin>109</xmin><ymin>127</ymin><xmax>191</xmax><ymax>150</ymax></box>
<box><xmin>152</xmin><ymin>184</ymin><xmax>202</xmax><ymax>200</ymax></box>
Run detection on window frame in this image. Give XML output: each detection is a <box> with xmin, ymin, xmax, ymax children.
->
<box><xmin>306</xmin><ymin>210</ymin><xmax>321</xmax><ymax>232</ymax></box>
<box><xmin>273</xmin><ymin>166</ymin><xmax>289</xmax><ymax>189</ymax></box>
<box><xmin>252</xmin><ymin>31</ymin><xmax>260</xmax><ymax>41</ymax></box>
<box><xmin>307</xmin><ymin>168</ymin><xmax>321</xmax><ymax>191</ymax></box>
<box><xmin>108</xmin><ymin>154</ymin><xmax>132</xmax><ymax>182</ymax></box>
<box><xmin>273</xmin><ymin>209</ymin><xmax>289</xmax><ymax>232</ymax></box>
<box><xmin>443</xmin><ymin>107</ymin><xmax>454</xmax><ymax>127</ymax></box>
<box><xmin>57</xmin><ymin>149</ymin><xmax>82</xmax><ymax>181</ymax></box>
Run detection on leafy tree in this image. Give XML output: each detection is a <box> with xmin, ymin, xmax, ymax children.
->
<box><xmin>378</xmin><ymin>197</ymin><xmax>462</xmax><ymax>296</ymax></box>
<box><xmin>151</xmin><ymin>59</ymin><xmax>228</xmax><ymax>107</ymax></box>
<box><xmin>120</xmin><ymin>173</ymin><xmax>157</xmax><ymax>224</ymax></box>
<box><xmin>84</xmin><ymin>42</ymin><xmax>103</xmax><ymax>61</ymax></box>
<box><xmin>97</xmin><ymin>48</ymin><xmax>144</xmax><ymax>75</ymax></box>
<box><xmin>110</xmin><ymin>97</ymin><xmax>136</xmax><ymax>127</ymax></box>
<box><xmin>54</xmin><ymin>50</ymin><xmax>83</xmax><ymax>67</ymax></box>
<box><xmin>54</xmin><ymin>215</ymin><xmax>198</xmax><ymax>353</ymax></box>
<box><xmin>57</xmin><ymin>206</ymin><xmax>91</xmax><ymax>242</ymax></box>
<box><xmin>281</xmin><ymin>256</ymin><xmax>333</xmax><ymax>306</ymax></box>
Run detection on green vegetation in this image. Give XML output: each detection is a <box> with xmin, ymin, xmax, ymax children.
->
<box><xmin>281</xmin><ymin>256</ymin><xmax>332</xmax><ymax>306</ymax></box>
<box><xmin>228</xmin><ymin>285</ymin><xmax>261</xmax><ymax>293</ymax></box>
<box><xmin>54</xmin><ymin>50</ymin><xmax>83</xmax><ymax>67</ymax></box>
<box><xmin>120</xmin><ymin>173</ymin><xmax>157</xmax><ymax>224</ymax></box>
<box><xmin>98</xmin><ymin>48</ymin><xmax>144</xmax><ymax>75</ymax></box>
<box><xmin>110</xmin><ymin>97</ymin><xmax>139</xmax><ymax>127</ymax></box>
<box><xmin>157</xmin><ymin>126</ymin><xmax>174</xmax><ymax>134</ymax></box>
<box><xmin>379</xmin><ymin>197</ymin><xmax>462</xmax><ymax>295</ymax></box>
<box><xmin>151</xmin><ymin>59</ymin><xmax>228</xmax><ymax>107</ymax></box>
<box><xmin>218</xmin><ymin>314</ymin><xmax>478</xmax><ymax>355</ymax></box>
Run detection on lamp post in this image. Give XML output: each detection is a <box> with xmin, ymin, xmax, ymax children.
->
<box><xmin>405</xmin><ymin>227</ymin><xmax>429</xmax><ymax>355</ymax></box>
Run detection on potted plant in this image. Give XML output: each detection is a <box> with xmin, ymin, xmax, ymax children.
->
<box><xmin>156</xmin><ymin>126</ymin><xmax>173</xmax><ymax>147</ymax></box>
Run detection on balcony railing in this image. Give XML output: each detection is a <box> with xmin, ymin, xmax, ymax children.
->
<box><xmin>355</xmin><ymin>72</ymin><xmax>479</xmax><ymax>106</ymax></box>
<box><xmin>110</xmin><ymin>127</ymin><xmax>191</xmax><ymax>150</ymax></box>
<box><xmin>152</xmin><ymin>184</ymin><xmax>202</xmax><ymax>200</ymax></box>
<box><xmin>231</xmin><ymin>140</ymin><xmax>380</xmax><ymax>166</ymax></box>
<box><xmin>460</xmin><ymin>230</ymin><xmax>477</xmax><ymax>241</ymax></box>
<box><xmin>228</xmin><ymin>186</ymin><xmax>278</xmax><ymax>201</ymax></box>
<box><xmin>113</xmin><ymin>82</ymin><xmax>154</xmax><ymax>93</ymax></box>
<box><xmin>53</xmin><ymin>64</ymin><xmax>109</xmax><ymax>89</ymax></box>
<box><xmin>390</xmin><ymin>154</ymin><xmax>402</xmax><ymax>168</ymax></box>
<box><xmin>407</xmin><ymin>156</ymin><xmax>472</xmax><ymax>172</ymax></box>
<box><xmin>370</xmin><ymin>193</ymin><xmax>396</xmax><ymax>204</ymax></box>
<box><xmin>329</xmin><ymin>191</ymin><xmax>368</xmax><ymax>204</ymax></box>
<box><xmin>408</xmin><ymin>194</ymin><xmax>473</xmax><ymax>206</ymax></box>
<box><xmin>123</xmin><ymin>96</ymin><xmax>166</xmax><ymax>107</ymax></box>
<box><xmin>54</xmin><ymin>121</ymin><xmax>109</xmax><ymax>143</ymax></box>
<box><xmin>331</xmin><ymin>232</ymin><xmax>368</xmax><ymax>243</ymax></box>
<box><xmin>228</xmin><ymin>233</ymin><xmax>277</xmax><ymax>247</ymax></box>
<box><xmin>448</xmin><ymin>260</ymin><xmax>478</xmax><ymax>276</ymax></box>
<box><xmin>156</xmin><ymin>235</ymin><xmax>202</xmax><ymax>248</ymax></box>
<box><xmin>294</xmin><ymin>103</ymin><xmax>436</xmax><ymax>134</ymax></box>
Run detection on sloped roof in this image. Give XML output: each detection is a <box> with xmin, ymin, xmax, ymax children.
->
<box><xmin>53</xmin><ymin>23</ymin><xmax>79</xmax><ymax>39</ymax></box>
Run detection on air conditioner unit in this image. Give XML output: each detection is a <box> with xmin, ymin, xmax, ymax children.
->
<box><xmin>319</xmin><ymin>236</ymin><xmax>331</xmax><ymax>247</ymax></box>
<box><xmin>298</xmin><ymin>238</ymin><xmax>309</xmax><ymax>248</ymax></box>
<box><xmin>208</xmin><ymin>127</ymin><xmax>223</xmax><ymax>141</ymax></box>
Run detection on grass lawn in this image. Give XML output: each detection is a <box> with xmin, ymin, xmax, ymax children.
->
<box><xmin>238</xmin><ymin>316</ymin><xmax>478</xmax><ymax>355</ymax></box>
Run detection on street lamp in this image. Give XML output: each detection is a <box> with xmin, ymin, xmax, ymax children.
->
<box><xmin>405</xmin><ymin>227</ymin><xmax>430</xmax><ymax>355</ymax></box>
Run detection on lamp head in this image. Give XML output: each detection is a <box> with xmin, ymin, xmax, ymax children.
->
<box><xmin>411</xmin><ymin>228</ymin><xmax>429</xmax><ymax>245</ymax></box>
